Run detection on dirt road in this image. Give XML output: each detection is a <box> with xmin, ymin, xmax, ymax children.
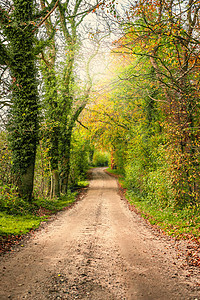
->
<box><xmin>0</xmin><ymin>168</ymin><xmax>199</xmax><ymax>299</ymax></box>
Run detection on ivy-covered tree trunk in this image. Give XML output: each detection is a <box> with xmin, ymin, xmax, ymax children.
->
<box><xmin>60</xmin><ymin>130</ymin><xmax>72</xmax><ymax>194</ymax></box>
<box><xmin>42</xmin><ymin>66</ymin><xmax>60</xmax><ymax>197</ymax></box>
<box><xmin>39</xmin><ymin>0</ymin><xmax>61</xmax><ymax>197</ymax></box>
<box><xmin>39</xmin><ymin>0</ymin><xmax>94</xmax><ymax>195</ymax></box>
<box><xmin>8</xmin><ymin>0</ymin><xmax>39</xmax><ymax>200</ymax></box>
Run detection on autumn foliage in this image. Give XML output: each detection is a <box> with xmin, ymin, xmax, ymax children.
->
<box><xmin>83</xmin><ymin>0</ymin><xmax>200</xmax><ymax>207</ymax></box>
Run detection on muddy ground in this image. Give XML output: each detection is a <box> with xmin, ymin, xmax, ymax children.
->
<box><xmin>0</xmin><ymin>168</ymin><xmax>200</xmax><ymax>299</ymax></box>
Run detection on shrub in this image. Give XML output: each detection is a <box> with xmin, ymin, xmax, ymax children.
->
<box><xmin>144</xmin><ymin>168</ymin><xmax>174</xmax><ymax>208</ymax></box>
<box><xmin>69</xmin><ymin>136</ymin><xmax>90</xmax><ymax>188</ymax></box>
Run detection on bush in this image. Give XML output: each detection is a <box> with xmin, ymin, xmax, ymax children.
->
<box><xmin>125</xmin><ymin>163</ymin><xmax>145</xmax><ymax>193</ymax></box>
<box><xmin>144</xmin><ymin>168</ymin><xmax>174</xmax><ymax>208</ymax></box>
<box><xmin>69</xmin><ymin>135</ymin><xmax>90</xmax><ymax>188</ymax></box>
<box><xmin>0</xmin><ymin>183</ymin><xmax>32</xmax><ymax>215</ymax></box>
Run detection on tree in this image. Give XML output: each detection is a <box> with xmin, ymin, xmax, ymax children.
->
<box><xmin>0</xmin><ymin>0</ymin><xmax>59</xmax><ymax>200</ymax></box>
<box><xmin>39</xmin><ymin>0</ymin><xmax>100</xmax><ymax>195</ymax></box>
<box><xmin>112</xmin><ymin>0</ymin><xmax>200</xmax><ymax>204</ymax></box>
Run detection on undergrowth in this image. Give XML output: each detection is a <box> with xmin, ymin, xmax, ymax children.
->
<box><xmin>0</xmin><ymin>181</ymin><xmax>88</xmax><ymax>237</ymax></box>
<box><xmin>106</xmin><ymin>168</ymin><xmax>200</xmax><ymax>241</ymax></box>
<box><xmin>126</xmin><ymin>190</ymin><xmax>200</xmax><ymax>240</ymax></box>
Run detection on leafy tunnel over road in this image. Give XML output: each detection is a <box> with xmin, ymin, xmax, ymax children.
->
<box><xmin>0</xmin><ymin>168</ymin><xmax>199</xmax><ymax>299</ymax></box>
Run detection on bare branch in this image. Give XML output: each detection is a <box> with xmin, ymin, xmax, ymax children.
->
<box><xmin>32</xmin><ymin>0</ymin><xmax>59</xmax><ymax>32</ymax></box>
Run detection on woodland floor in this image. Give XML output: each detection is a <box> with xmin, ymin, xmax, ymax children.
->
<box><xmin>0</xmin><ymin>167</ymin><xmax>200</xmax><ymax>299</ymax></box>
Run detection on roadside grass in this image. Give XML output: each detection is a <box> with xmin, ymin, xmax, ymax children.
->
<box><xmin>106</xmin><ymin>168</ymin><xmax>200</xmax><ymax>241</ymax></box>
<box><xmin>70</xmin><ymin>180</ymin><xmax>89</xmax><ymax>191</ymax></box>
<box><xmin>126</xmin><ymin>191</ymin><xmax>200</xmax><ymax>241</ymax></box>
<box><xmin>0</xmin><ymin>194</ymin><xmax>75</xmax><ymax>238</ymax></box>
<box><xmin>0</xmin><ymin>212</ymin><xmax>45</xmax><ymax>236</ymax></box>
<box><xmin>32</xmin><ymin>193</ymin><xmax>76</xmax><ymax>214</ymax></box>
<box><xmin>0</xmin><ymin>180</ymin><xmax>88</xmax><ymax>238</ymax></box>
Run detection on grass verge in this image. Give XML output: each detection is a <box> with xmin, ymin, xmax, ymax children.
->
<box><xmin>0</xmin><ymin>180</ymin><xmax>89</xmax><ymax>252</ymax></box>
<box><xmin>126</xmin><ymin>191</ymin><xmax>200</xmax><ymax>241</ymax></box>
<box><xmin>0</xmin><ymin>193</ymin><xmax>75</xmax><ymax>238</ymax></box>
<box><xmin>106</xmin><ymin>168</ymin><xmax>200</xmax><ymax>242</ymax></box>
<box><xmin>0</xmin><ymin>212</ymin><xmax>46</xmax><ymax>236</ymax></box>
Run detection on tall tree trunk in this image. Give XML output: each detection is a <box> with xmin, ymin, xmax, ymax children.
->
<box><xmin>60</xmin><ymin>130</ymin><xmax>72</xmax><ymax>194</ymax></box>
<box><xmin>49</xmin><ymin>118</ymin><xmax>60</xmax><ymax>197</ymax></box>
<box><xmin>8</xmin><ymin>0</ymin><xmax>39</xmax><ymax>201</ymax></box>
<box><xmin>52</xmin><ymin>169</ymin><xmax>60</xmax><ymax>196</ymax></box>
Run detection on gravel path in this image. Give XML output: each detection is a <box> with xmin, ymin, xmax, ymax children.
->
<box><xmin>0</xmin><ymin>167</ymin><xmax>199</xmax><ymax>299</ymax></box>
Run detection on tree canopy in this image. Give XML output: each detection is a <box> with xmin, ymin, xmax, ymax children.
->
<box><xmin>0</xmin><ymin>0</ymin><xmax>199</xmax><ymax>212</ymax></box>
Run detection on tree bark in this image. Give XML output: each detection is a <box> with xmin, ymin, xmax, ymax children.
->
<box><xmin>8</xmin><ymin>0</ymin><xmax>39</xmax><ymax>201</ymax></box>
